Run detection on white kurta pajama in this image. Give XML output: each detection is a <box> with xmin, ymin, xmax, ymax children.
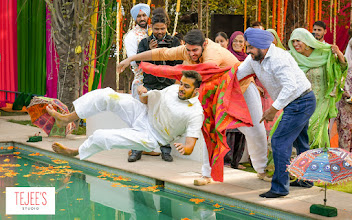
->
<box><xmin>73</xmin><ymin>85</ymin><xmax>204</xmax><ymax>160</ymax></box>
<box><xmin>124</xmin><ymin>25</ymin><xmax>148</xmax><ymax>99</ymax></box>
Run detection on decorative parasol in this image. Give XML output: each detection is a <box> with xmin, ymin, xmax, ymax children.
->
<box><xmin>287</xmin><ymin>147</ymin><xmax>352</xmax><ymax>217</ymax></box>
<box><xmin>27</xmin><ymin>97</ymin><xmax>75</xmax><ymax>137</ymax></box>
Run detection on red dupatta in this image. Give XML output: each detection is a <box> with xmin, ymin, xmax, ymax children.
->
<box><xmin>139</xmin><ymin>62</ymin><xmax>252</xmax><ymax>181</ymax></box>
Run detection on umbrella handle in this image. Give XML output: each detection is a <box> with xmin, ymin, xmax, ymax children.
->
<box><xmin>324</xmin><ymin>183</ymin><xmax>327</xmax><ymax>206</ymax></box>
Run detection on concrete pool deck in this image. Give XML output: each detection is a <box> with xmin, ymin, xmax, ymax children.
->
<box><xmin>1</xmin><ymin>115</ymin><xmax>351</xmax><ymax>219</ymax></box>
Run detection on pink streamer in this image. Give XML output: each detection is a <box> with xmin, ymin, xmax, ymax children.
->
<box><xmin>45</xmin><ymin>5</ymin><xmax>59</xmax><ymax>98</ymax></box>
<box><xmin>0</xmin><ymin>0</ymin><xmax>18</xmax><ymax>104</ymax></box>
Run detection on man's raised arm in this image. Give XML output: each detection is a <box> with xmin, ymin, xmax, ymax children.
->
<box><xmin>117</xmin><ymin>50</ymin><xmax>153</xmax><ymax>73</ymax></box>
<box><xmin>117</xmin><ymin>45</ymin><xmax>186</xmax><ymax>73</ymax></box>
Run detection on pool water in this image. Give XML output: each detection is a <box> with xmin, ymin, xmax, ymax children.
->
<box><xmin>0</xmin><ymin>144</ymin><xmax>311</xmax><ymax>220</ymax></box>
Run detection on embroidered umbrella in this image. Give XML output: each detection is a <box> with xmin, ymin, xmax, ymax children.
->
<box><xmin>27</xmin><ymin>97</ymin><xmax>75</xmax><ymax>137</ymax></box>
<box><xmin>287</xmin><ymin>147</ymin><xmax>352</xmax><ymax>217</ymax></box>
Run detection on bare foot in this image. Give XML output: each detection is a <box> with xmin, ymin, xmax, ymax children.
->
<box><xmin>238</xmin><ymin>164</ymin><xmax>246</xmax><ymax>170</ymax></box>
<box><xmin>46</xmin><ymin>104</ymin><xmax>68</xmax><ymax>128</ymax></box>
<box><xmin>52</xmin><ymin>142</ymin><xmax>79</xmax><ymax>157</ymax></box>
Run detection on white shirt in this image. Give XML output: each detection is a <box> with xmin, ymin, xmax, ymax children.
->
<box><xmin>345</xmin><ymin>38</ymin><xmax>352</xmax><ymax>71</ymax></box>
<box><xmin>344</xmin><ymin>38</ymin><xmax>352</xmax><ymax>92</ymax></box>
<box><xmin>237</xmin><ymin>44</ymin><xmax>311</xmax><ymax>110</ymax></box>
<box><xmin>146</xmin><ymin>84</ymin><xmax>204</xmax><ymax>144</ymax></box>
<box><xmin>124</xmin><ymin>25</ymin><xmax>148</xmax><ymax>67</ymax></box>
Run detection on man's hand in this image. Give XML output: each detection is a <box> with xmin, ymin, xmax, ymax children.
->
<box><xmin>256</xmin><ymin>86</ymin><xmax>265</xmax><ymax>98</ymax></box>
<box><xmin>174</xmin><ymin>143</ymin><xmax>186</xmax><ymax>155</ymax></box>
<box><xmin>137</xmin><ymin>85</ymin><xmax>148</xmax><ymax>96</ymax></box>
<box><xmin>342</xmin><ymin>91</ymin><xmax>351</xmax><ymax>99</ymax></box>
<box><xmin>260</xmin><ymin>106</ymin><xmax>279</xmax><ymax>123</ymax></box>
<box><xmin>116</xmin><ymin>58</ymin><xmax>131</xmax><ymax>73</ymax></box>
<box><xmin>149</xmin><ymin>39</ymin><xmax>158</xmax><ymax>50</ymax></box>
<box><xmin>174</xmin><ymin>137</ymin><xmax>197</xmax><ymax>155</ymax></box>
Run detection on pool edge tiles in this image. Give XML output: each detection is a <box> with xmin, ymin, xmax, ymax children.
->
<box><xmin>1</xmin><ymin>142</ymin><xmax>314</xmax><ymax>220</ymax></box>
<box><xmin>0</xmin><ymin>141</ymin><xmax>156</xmax><ymax>187</ymax></box>
<box><xmin>164</xmin><ymin>182</ymin><xmax>314</xmax><ymax>220</ymax></box>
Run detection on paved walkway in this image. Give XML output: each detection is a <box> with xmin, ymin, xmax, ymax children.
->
<box><xmin>1</xmin><ymin>115</ymin><xmax>351</xmax><ymax>219</ymax></box>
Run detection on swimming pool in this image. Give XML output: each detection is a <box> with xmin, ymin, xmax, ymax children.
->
<box><xmin>0</xmin><ymin>142</ymin><xmax>312</xmax><ymax>219</ymax></box>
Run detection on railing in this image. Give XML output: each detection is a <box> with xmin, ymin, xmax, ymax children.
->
<box><xmin>0</xmin><ymin>90</ymin><xmax>42</xmax><ymax>102</ymax></box>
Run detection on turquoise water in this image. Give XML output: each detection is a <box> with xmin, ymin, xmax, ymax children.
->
<box><xmin>0</xmin><ymin>144</ymin><xmax>311</xmax><ymax>220</ymax></box>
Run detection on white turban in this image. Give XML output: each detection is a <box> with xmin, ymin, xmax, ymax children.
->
<box><xmin>130</xmin><ymin>3</ymin><xmax>150</xmax><ymax>21</ymax></box>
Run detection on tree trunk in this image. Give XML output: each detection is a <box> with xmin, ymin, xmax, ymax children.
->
<box><xmin>57</xmin><ymin>60</ymin><xmax>79</xmax><ymax>110</ymax></box>
<box><xmin>284</xmin><ymin>0</ymin><xmax>306</xmax><ymax>47</ymax></box>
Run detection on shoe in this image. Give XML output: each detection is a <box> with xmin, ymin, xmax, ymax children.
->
<box><xmin>128</xmin><ymin>150</ymin><xmax>142</xmax><ymax>162</ymax></box>
<box><xmin>194</xmin><ymin>177</ymin><xmax>212</xmax><ymax>186</ymax></box>
<box><xmin>259</xmin><ymin>191</ymin><xmax>286</xmax><ymax>198</ymax></box>
<box><xmin>257</xmin><ymin>173</ymin><xmax>272</xmax><ymax>182</ymax></box>
<box><xmin>161</xmin><ymin>152</ymin><xmax>173</xmax><ymax>162</ymax></box>
<box><xmin>290</xmin><ymin>180</ymin><xmax>313</xmax><ymax>188</ymax></box>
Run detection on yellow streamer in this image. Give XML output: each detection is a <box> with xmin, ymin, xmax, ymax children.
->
<box><xmin>88</xmin><ymin>0</ymin><xmax>99</xmax><ymax>91</ymax></box>
<box><xmin>244</xmin><ymin>0</ymin><xmax>247</xmax><ymax>31</ymax></box>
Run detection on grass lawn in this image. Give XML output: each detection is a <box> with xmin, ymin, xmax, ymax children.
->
<box><xmin>315</xmin><ymin>181</ymin><xmax>352</xmax><ymax>194</ymax></box>
<box><xmin>6</xmin><ymin>119</ymin><xmax>86</xmax><ymax>135</ymax></box>
<box><xmin>0</xmin><ymin>110</ymin><xmax>27</xmax><ymax>116</ymax></box>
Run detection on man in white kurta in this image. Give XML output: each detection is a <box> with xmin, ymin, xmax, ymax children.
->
<box><xmin>124</xmin><ymin>3</ymin><xmax>150</xmax><ymax>99</ymax></box>
<box><xmin>48</xmin><ymin>72</ymin><xmax>204</xmax><ymax>160</ymax></box>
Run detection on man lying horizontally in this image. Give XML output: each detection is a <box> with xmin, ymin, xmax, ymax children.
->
<box><xmin>46</xmin><ymin>70</ymin><xmax>204</xmax><ymax>160</ymax></box>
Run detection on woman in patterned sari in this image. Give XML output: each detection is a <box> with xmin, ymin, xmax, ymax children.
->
<box><xmin>288</xmin><ymin>28</ymin><xmax>347</xmax><ymax>149</ymax></box>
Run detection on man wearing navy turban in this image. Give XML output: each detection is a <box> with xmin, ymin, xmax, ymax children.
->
<box><xmin>237</xmin><ymin>28</ymin><xmax>316</xmax><ymax>198</ymax></box>
<box><xmin>123</xmin><ymin>3</ymin><xmax>150</xmax><ymax>99</ymax></box>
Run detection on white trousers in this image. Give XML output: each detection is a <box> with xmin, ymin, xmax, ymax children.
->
<box><xmin>202</xmin><ymin>83</ymin><xmax>268</xmax><ymax>176</ymax></box>
<box><xmin>73</xmin><ymin>88</ymin><xmax>164</xmax><ymax>160</ymax></box>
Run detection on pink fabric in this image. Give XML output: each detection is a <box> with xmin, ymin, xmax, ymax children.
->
<box><xmin>45</xmin><ymin>5</ymin><xmax>59</xmax><ymax>98</ymax></box>
<box><xmin>82</xmin><ymin>49</ymin><xmax>90</xmax><ymax>94</ymax></box>
<box><xmin>0</xmin><ymin>0</ymin><xmax>18</xmax><ymax>103</ymax></box>
<box><xmin>322</xmin><ymin>1</ymin><xmax>351</xmax><ymax>52</ymax></box>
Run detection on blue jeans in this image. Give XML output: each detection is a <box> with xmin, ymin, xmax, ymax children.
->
<box><xmin>270</xmin><ymin>91</ymin><xmax>316</xmax><ymax>195</ymax></box>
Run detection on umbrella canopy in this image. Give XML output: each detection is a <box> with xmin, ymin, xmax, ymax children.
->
<box><xmin>287</xmin><ymin>148</ymin><xmax>352</xmax><ymax>184</ymax></box>
<box><xmin>27</xmin><ymin>97</ymin><xmax>75</xmax><ymax>137</ymax></box>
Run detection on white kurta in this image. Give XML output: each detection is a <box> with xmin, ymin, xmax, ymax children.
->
<box><xmin>73</xmin><ymin>86</ymin><xmax>203</xmax><ymax>160</ymax></box>
<box><xmin>124</xmin><ymin>25</ymin><xmax>148</xmax><ymax>99</ymax></box>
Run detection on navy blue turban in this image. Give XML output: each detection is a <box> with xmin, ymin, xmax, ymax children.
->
<box><xmin>244</xmin><ymin>28</ymin><xmax>274</xmax><ymax>49</ymax></box>
<box><xmin>130</xmin><ymin>3</ymin><xmax>150</xmax><ymax>21</ymax></box>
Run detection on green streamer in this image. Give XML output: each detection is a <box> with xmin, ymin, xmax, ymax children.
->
<box><xmin>92</xmin><ymin>1</ymin><xmax>117</xmax><ymax>91</ymax></box>
<box><xmin>17</xmin><ymin>0</ymin><xmax>46</xmax><ymax>95</ymax></box>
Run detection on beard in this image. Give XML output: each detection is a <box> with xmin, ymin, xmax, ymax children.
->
<box><xmin>137</xmin><ymin>20</ymin><xmax>147</xmax><ymax>28</ymax></box>
<box><xmin>315</xmin><ymin>35</ymin><xmax>323</xmax><ymax>41</ymax></box>
<box><xmin>252</xmin><ymin>49</ymin><xmax>265</xmax><ymax>61</ymax></box>
<box><xmin>178</xmin><ymin>90</ymin><xmax>194</xmax><ymax>100</ymax></box>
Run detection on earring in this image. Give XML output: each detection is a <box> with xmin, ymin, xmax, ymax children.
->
<box><xmin>305</xmin><ymin>46</ymin><xmax>310</xmax><ymax>51</ymax></box>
